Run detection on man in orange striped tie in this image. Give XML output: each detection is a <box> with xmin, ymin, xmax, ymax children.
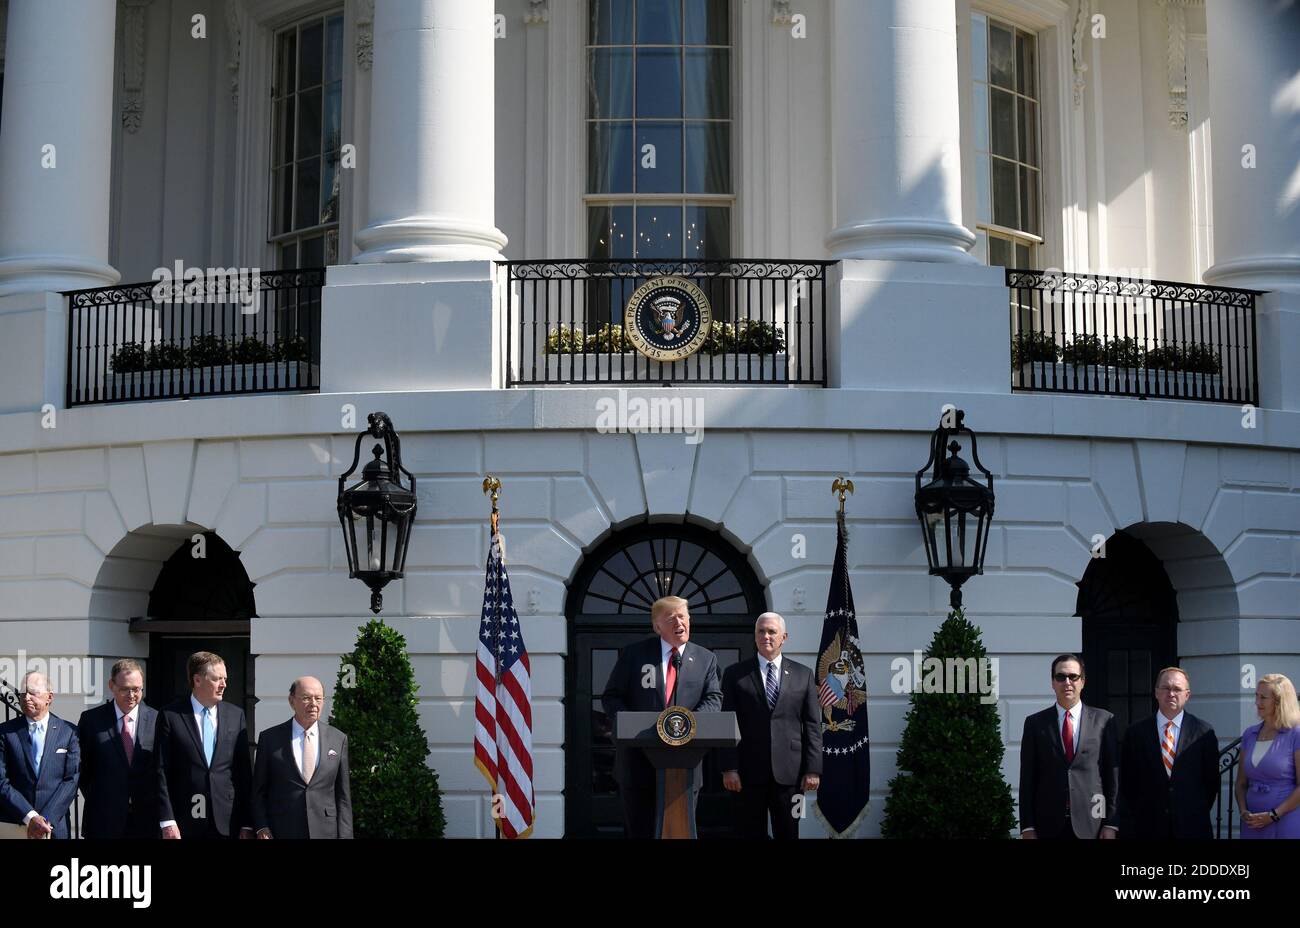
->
<box><xmin>1118</xmin><ymin>667</ymin><xmax>1221</xmax><ymax>839</ymax></box>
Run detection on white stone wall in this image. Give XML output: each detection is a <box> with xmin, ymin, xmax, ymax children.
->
<box><xmin>1</xmin><ymin>415</ymin><xmax>1297</xmax><ymax>836</ymax></box>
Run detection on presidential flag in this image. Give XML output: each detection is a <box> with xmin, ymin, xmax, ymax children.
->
<box><xmin>814</xmin><ymin>510</ymin><xmax>871</xmax><ymax>837</ymax></box>
<box><xmin>473</xmin><ymin>532</ymin><xmax>534</xmax><ymax>838</ymax></box>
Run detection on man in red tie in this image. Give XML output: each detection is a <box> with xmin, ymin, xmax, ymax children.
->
<box><xmin>1019</xmin><ymin>654</ymin><xmax>1119</xmax><ymax>839</ymax></box>
<box><xmin>77</xmin><ymin>659</ymin><xmax>160</xmax><ymax>838</ymax></box>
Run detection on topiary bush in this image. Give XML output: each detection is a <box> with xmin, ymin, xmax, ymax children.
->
<box><xmin>881</xmin><ymin>609</ymin><xmax>1016</xmax><ymax>838</ymax></box>
<box><xmin>329</xmin><ymin>619</ymin><xmax>446</xmax><ymax>838</ymax></box>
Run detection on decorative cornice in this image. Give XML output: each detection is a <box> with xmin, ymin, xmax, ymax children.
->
<box><xmin>524</xmin><ymin>0</ymin><xmax>549</xmax><ymax>26</ymax></box>
<box><xmin>224</xmin><ymin>0</ymin><xmax>241</xmax><ymax>109</ymax></box>
<box><xmin>1071</xmin><ymin>0</ymin><xmax>1090</xmax><ymax>107</ymax></box>
<box><xmin>772</xmin><ymin>0</ymin><xmax>793</xmax><ymax>26</ymax></box>
<box><xmin>121</xmin><ymin>0</ymin><xmax>154</xmax><ymax>133</ymax></box>
<box><xmin>356</xmin><ymin>0</ymin><xmax>374</xmax><ymax>70</ymax></box>
<box><xmin>1158</xmin><ymin>0</ymin><xmax>1204</xmax><ymax>129</ymax></box>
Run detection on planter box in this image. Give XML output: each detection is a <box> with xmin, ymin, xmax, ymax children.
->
<box><xmin>1017</xmin><ymin>362</ymin><xmax>1223</xmax><ymax>398</ymax></box>
<box><xmin>537</xmin><ymin>352</ymin><xmax>789</xmax><ymax>383</ymax></box>
<box><xmin>106</xmin><ymin>361</ymin><xmax>319</xmax><ymax>398</ymax></box>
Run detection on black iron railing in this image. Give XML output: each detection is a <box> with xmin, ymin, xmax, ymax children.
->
<box><xmin>65</xmin><ymin>268</ymin><xmax>324</xmax><ymax>406</ymax></box>
<box><xmin>1006</xmin><ymin>270</ymin><xmax>1259</xmax><ymax>405</ymax></box>
<box><xmin>1215</xmin><ymin>736</ymin><xmax>1243</xmax><ymax>839</ymax></box>
<box><xmin>500</xmin><ymin>260</ymin><xmax>830</xmax><ymax>386</ymax></box>
<box><xmin>0</xmin><ymin>677</ymin><xmax>79</xmax><ymax>838</ymax></box>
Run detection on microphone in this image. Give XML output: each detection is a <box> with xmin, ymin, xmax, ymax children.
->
<box><xmin>669</xmin><ymin>650</ymin><xmax>683</xmax><ymax>706</ymax></box>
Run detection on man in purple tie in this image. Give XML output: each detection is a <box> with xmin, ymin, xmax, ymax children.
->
<box><xmin>77</xmin><ymin>659</ymin><xmax>160</xmax><ymax>839</ymax></box>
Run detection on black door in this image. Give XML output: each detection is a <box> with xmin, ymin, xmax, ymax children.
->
<box><xmin>147</xmin><ymin>634</ymin><xmax>255</xmax><ymax>730</ymax></box>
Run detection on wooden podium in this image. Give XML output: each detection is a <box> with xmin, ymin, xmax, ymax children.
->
<box><xmin>616</xmin><ymin>710</ymin><xmax>739</xmax><ymax>839</ymax></box>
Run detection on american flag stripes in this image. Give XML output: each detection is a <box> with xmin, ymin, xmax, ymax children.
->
<box><xmin>474</xmin><ymin>532</ymin><xmax>534</xmax><ymax>838</ymax></box>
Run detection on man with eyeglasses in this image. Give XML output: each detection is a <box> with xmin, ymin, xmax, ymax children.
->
<box><xmin>1019</xmin><ymin>654</ymin><xmax>1119</xmax><ymax>839</ymax></box>
<box><xmin>77</xmin><ymin>658</ymin><xmax>160</xmax><ymax>838</ymax></box>
<box><xmin>0</xmin><ymin>671</ymin><xmax>80</xmax><ymax>838</ymax></box>
<box><xmin>1117</xmin><ymin>667</ymin><xmax>1220</xmax><ymax>839</ymax></box>
<box><xmin>251</xmin><ymin>676</ymin><xmax>353</xmax><ymax>838</ymax></box>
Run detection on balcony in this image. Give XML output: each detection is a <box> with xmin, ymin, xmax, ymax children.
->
<box><xmin>1007</xmin><ymin>269</ymin><xmax>1259</xmax><ymax>406</ymax></box>
<box><xmin>65</xmin><ymin>269</ymin><xmax>324</xmax><ymax>407</ymax></box>
<box><xmin>500</xmin><ymin>260</ymin><xmax>831</xmax><ymax>387</ymax></box>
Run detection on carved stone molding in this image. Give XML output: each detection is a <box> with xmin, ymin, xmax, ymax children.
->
<box><xmin>121</xmin><ymin>0</ymin><xmax>154</xmax><ymax>133</ymax></box>
<box><xmin>1159</xmin><ymin>0</ymin><xmax>1204</xmax><ymax>129</ymax></box>
<box><xmin>356</xmin><ymin>0</ymin><xmax>374</xmax><ymax>70</ymax></box>
<box><xmin>524</xmin><ymin>0</ymin><xmax>549</xmax><ymax>26</ymax></box>
<box><xmin>772</xmin><ymin>0</ymin><xmax>793</xmax><ymax>26</ymax></box>
<box><xmin>225</xmin><ymin>0</ymin><xmax>241</xmax><ymax>108</ymax></box>
<box><xmin>1071</xmin><ymin>0</ymin><xmax>1090</xmax><ymax>107</ymax></box>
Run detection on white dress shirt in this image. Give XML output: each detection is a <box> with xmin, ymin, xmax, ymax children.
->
<box><xmin>661</xmin><ymin>640</ymin><xmax>685</xmax><ymax>701</ymax></box>
<box><xmin>291</xmin><ymin>719</ymin><xmax>320</xmax><ymax>779</ymax></box>
<box><xmin>1156</xmin><ymin>709</ymin><xmax>1184</xmax><ymax>754</ymax></box>
<box><xmin>1055</xmin><ymin>702</ymin><xmax>1082</xmax><ymax>754</ymax></box>
<box><xmin>758</xmin><ymin>653</ymin><xmax>783</xmax><ymax>693</ymax></box>
<box><xmin>114</xmin><ymin>702</ymin><xmax>140</xmax><ymax>735</ymax></box>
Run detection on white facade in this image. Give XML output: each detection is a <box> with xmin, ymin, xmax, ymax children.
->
<box><xmin>0</xmin><ymin>0</ymin><xmax>1297</xmax><ymax>838</ymax></box>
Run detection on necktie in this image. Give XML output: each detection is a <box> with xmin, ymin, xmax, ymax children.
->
<box><xmin>765</xmin><ymin>661</ymin><xmax>780</xmax><ymax>709</ymax></box>
<box><xmin>30</xmin><ymin>723</ymin><xmax>45</xmax><ymax>774</ymax></box>
<box><xmin>301</xmin><ymin>729</ymin><xmax>316</xmax><ymax>784</ymax></box>
<box><xmin>201</xmin><ymin>707</ymin><xmax>216</xmax><ymax>766</ymax></box>
<box><xmin>1062</xmin><ymin>710</ymin><xmax>1075</xmax><ymax>764</ymax></box>
<box><xmin>664</xmin><ymin>650</ymin><xmax>677</xmax><ymax>707</ymax></box>
<box><xmin>121</xmin><ymin>714</ymin><xmax>135</xmax><ymax>765</ymax></box>
<box><xmin>1161</xmin><ymin>720</ymin><xmax>1176</xmax><ymax>776</ymax></box>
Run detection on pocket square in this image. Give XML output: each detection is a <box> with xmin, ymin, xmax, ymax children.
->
<box><xmin>55</xmin><ymin>748</ymin><xmax>68</xmax><ymax>754</ymax></box>
<box><xmin>327</xmin><ymin>749</ymin><xmax>338</xmax><ymax>757</ymax></box>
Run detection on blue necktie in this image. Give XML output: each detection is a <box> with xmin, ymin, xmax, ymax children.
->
<box><xmin>765</xmin><ymin>661</ymin><xmax>780</xmax><ymax>709</ymax></box>
<box><xmin>201</xmin><ymin>707</ymin><xmax>216</xmax><ymax>766</ymax></box>
<box><xmin>29</xmin><ymin>723</ymin><xmax>45</xmax><ymax>774</ymax></box>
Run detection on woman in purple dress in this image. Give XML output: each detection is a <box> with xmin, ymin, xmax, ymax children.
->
<box><xmin>1235</xmin><ymin>673</ymin><xmax>1300</xmax><ymax>838</ymax></box>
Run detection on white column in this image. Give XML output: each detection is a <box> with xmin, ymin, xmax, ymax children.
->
<box><xmin>1203</xmin><ymin>3</ymin><xmax>1300</xmax><ymax>290</ymax></box>
<box><xmin>353</xmin><ymin>0</ymin><xmax>507</xmax><ymax>263</ymax></box>
<box><xmin>827</xmin><ymin>0</ymin><xmax>975</xmax><ymax>263</ymax></box>
<box><xmin>0</xmin><ymin>0</ymin><xmax>119</xmax><ymax>295</ymax></box>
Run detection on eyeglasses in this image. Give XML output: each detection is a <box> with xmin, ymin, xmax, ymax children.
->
<box><xmin>296</xmin><ymin>696</ymin><xmax>325</xmax><ymax>704</ymax></box>
<box><xmin>1053</xmin><ymin>673</ymin><xmax>1082</xmax><ymax>683</ymax></box>
<box><xmin>115</xmin><ymin>687</ymin><xmax>143</xmax><ymax>696</ymax></box>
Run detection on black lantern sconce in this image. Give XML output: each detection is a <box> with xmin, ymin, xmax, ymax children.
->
<box><xmin>337</xmin><ymin>412</ymin><xmax>417</xmax><ymax>614</ymax></box>
<box><xmin>914</xmin><ymin>409</ymin><xmax>995</xmax><ymax>611</ymax></box>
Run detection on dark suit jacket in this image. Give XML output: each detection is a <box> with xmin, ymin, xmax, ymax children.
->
<box><xmin>155</xmin><ymin>697</ymin><xmax>252</xmax><ymax>838</ymax></box>
<box><xmin>601</xmin><ymin>637</ymin><xmax>723</xmax><ymax>790</ymax></box>
<box><xmin>0</xmin><ymin>713</ymin><xmax>80</xmax><ymax>838</ymax></box>
<box><xmin>1019</xmin><ymin>703</ymin><xmax>1119</xmax><ymax>838</ymax></box>
<box><xmin>720</xmin><ymin>656</ymin><xmax>823</xmax><ymax>786</ymax></box>
<box><xmin>77</xmin><ymin>700</ymin><xmax>159</xmax><ymax>838</ymax></box>
<box><xmin>252</xmin><ymin>719</ymin><xmax>353</xmax><ymax>839</ymax></box>
<box><xmin>1118</xmin><ymin>711</ymin><xmax>1219</xmax><ymax>839</ymax></box>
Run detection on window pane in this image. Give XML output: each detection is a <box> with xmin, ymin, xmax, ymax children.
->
<box><xmin>272</xmin><ymin>166</ymin><xmax>292</xmax><ymax>235</ymax></box>
<box><xmin>636</xmin><ymin>49</ymin><xmax>682</xmax><ymax>117</ymax></box>
<box><xmin>277</xmin><ymin>96</ymin><xmax>296</xmax><ymax>166</ymax></box>
<box><xmin>685</xmin><ymin>122</ymin><xmax>729</xmax><ymax>193</ymax></box>
<box><xmin>588</xmin><ymin>122</ymin><xmax>634</xmax><ymax>193</ymax></box>
<box><xmin>975</xmin><ymin>152</ymin><xmax>991</xmax><ymax>224</ymax></box>
<box><xmin>992</xmin><ymin>157</ymin><xmax>1017</xmax><ymax>228</ymax></box>
<box><xmin>685</xmin><ymin>0</ymin><xmax>728</xmax><ymax>45</ymax></box>
<box><xmin>295</xmin><ymin>158</ymin><xmax>321</xmax><ymax>230</ymax></box>
<box><xmin>991</xmin><ymin>88</ymin><xmax>1015</xmax><ymax>159</ymax></box>
<box><xmin>636</xmin><ymin>204</ymin><xmax>683</xmax><ymax>258</ymax></box>
<box><xmin>684</xmin><ymin>49</ymin><xmax>729</xmax><ymax>118</ymax></box>
<box><xmin>280</xmin><ymin>242</ymin><xmax>298</xmax><ymax>270</ymax></box>
<box><xmin>1020</xmin><ymin>166</ymin><xmax>1040</xmax><ymax>236</ymax></box>
<box><xmin>637</xmin><ymin>0</ymin><xmax>682</xmax><ymax>44</ymax></box>
<box><xmin>971</xmin><ymin>13</ymin><xmax>988</xmax><ymax>82</ymax></box>
<box><xmin>972</xmin><ymin>82</ymin><xmax>989</xmax><ymax>151</ymax></box>
<box><xmin>591</xmin><ymin>0</ymin><xmax>633</xmax><ymax>44</ymax></box>
<box><xmin>988</xmin><ymin>235</ymin><xmax>1013</xmax><ymax>268</ymax></box>
<box><xmin>589</xmin><ymin>204</ymin><xmax>635</xmax><ymax>258</ymax></box>
<box><xmin>324</xmin><ymin>83</ymin><xmax>343</xmax><ymax>154</ymax></box>
<box><xmin>277</xmin><ymin>30</ymin><xmax>297</xmax><ymax>95</ymax></box>
<box><xmin>684</xmin><ymin>205</ymin><xmax>730</xmax><ymax>259</ymax></box>
<box><xmin>300</xmin><ymin>235</ymin><xmax>325</xmax><ymax>269</ymax></box>
<box><xmin>299</xmin><ymin>22</ymin><xmax>323</xmax><ymax>89</ymax></box>
<box><xmin>325</xmin><ymin>15</ymin><xmax>344</xmax><ymax>83</ymax></box>
<box><xmin>1018</xmin><ymin>98</ymin><xmax>1038</xmax><ymax>168</ymax></box>
<box><xmin>989</xmin><ymin>22</ymin><xmax>1014</xmax><ymax>89</ymax></box>
<box><xmin>1016</xmin><ymin>241</ymin><xmax>1032</xmax><ymax>270</ymax></box>
<box><xmin>325</xmin><ymin>229</ymin><xmax>339</xmax><ymax>266</ymax></box>
<box><xmin>321</xmin><ymin>150</ymin><xmax>340</xmax><ymax>224</ymax></box>
<box><xmin>1017</xmin><ymin>31</ymin><xmax>1037</xmax><ymax>98</ymax></box>
<box><xmin>637</xmin><ymin>124</ymin><xmax>683</xmax><ymax>193</ymax></box>
<box><xmin>590</xmin><ymin>48</ymin><xmax>634</xmax><ymax>118</ymax></box>
<box><xmin>297</xmin><ymin>87</ymin><xmax>322</xmax><ymax>159</ymax></box>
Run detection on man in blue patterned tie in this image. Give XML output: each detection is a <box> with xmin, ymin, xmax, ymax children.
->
<box><xmin>155</xmin><ymin>651</ymin><xmax>253</xmax><ymax>839</ymax></box>
<box><xmin>720</xmin><ymin>612</ymin><xmax>823</xmax><ymax>839</ymax></box>
<box><xmin>0</xmin><ymin>671</ymin><xmax>80</xmax><ymax>839</ymax></box>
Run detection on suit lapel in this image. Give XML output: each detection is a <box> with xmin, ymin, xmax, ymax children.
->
<box><xmin>181</xmin><ymin>701</ymin><xmax>205</xmax><ymax>762</ymax></box>
<box><xmin>16</xmin><ymin>726</ymin><xmax>37</xmax><ymax>778</ymax></box>
<box><xmin>107</xmin><ymin>707</ymin><xmax>131</xmax><ymax>770</ymax></box>
<box><xmin>749</xmin><ymin>659</ymin><xmax>768</xmax><ymax>713</ymax></box>
<box><xmin>1047</xmin><ymin>708</ymin><xmax>1067</xmax><ymax>766</ymax></box>
<box><xmin>283</xmin><ymin>723</ymin><xmax>307</xmax><ymax>788</ymax></box>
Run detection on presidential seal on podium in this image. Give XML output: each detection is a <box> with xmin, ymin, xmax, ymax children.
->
<box><xmin>656</xmin><ymin>705</ymin><xmax>698</xmax><ymax>747</ymax></box>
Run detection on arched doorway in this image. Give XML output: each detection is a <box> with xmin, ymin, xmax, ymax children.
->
<box><xmin>564</xmin><ymin>522</ymin><xmax>766</xmax><ymax>838</ymax></box>
<box><xmin>1076</xmin><ymin>529</ymin><xmax>1178</xmax><ymax>732</ymax></box>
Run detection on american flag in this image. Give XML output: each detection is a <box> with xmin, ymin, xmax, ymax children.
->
<box><xmin>474</xmin><ymin>532</ymin><xmax>534</xmax><ymax>838</ymax></box>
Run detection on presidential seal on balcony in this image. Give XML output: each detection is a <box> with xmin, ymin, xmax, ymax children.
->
<box><xmin>656</xmin><ymin>705</ymin><xmax>697</xmax><ymax>747</ymax></box>
<box><xmin>623</xmin><ymin>276</ymin><xmax>712</xmax><ymax>362</ymax></box>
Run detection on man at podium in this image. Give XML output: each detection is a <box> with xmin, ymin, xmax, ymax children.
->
<box><xmin>601</xmin><ymin>596</ymin><xmax>722</xmax><ymax>838</ymax></box>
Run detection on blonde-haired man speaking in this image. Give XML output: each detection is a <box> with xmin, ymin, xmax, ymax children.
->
<box><xmin>601</xmin><ymin>595</ymin><xmax>722</xmax><ymax>838</ymax></box>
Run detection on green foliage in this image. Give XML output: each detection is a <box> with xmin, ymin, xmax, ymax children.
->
<box><xmin>1060</xmin><ymin>333</ymin><xmax>1105</xmax><ymax>366</ymax></box>
<box><xmin>1010</xmin><ymin>330</ymin><xmax>1059</xmax><ymax>367</ymax></box>
<box><xmin>187</xmin><ymin>334</ymin><xmax>232</xmax><ymax>366</ymax></box>
<box><xmin>108</xmin><ymin>334</ymin><xmax>315</xmax><ymax>372</ymax></box>
<box><xmin>585</xmin><ymin>322</ymin><xmax>627</xmax><ymax>352</ymax></box>
<box><xmin>700</xmin><ymin>320</ymin><xmax>786</xmax><ymax>354</ymax></box>
<box><xmin>329</xmin><ymin>619</ymin><xmax>446</xmax><ymax>839</ymax></box>
<box><xmin>231</xmin><ymin>337</ymin><xmax>274</xmax><ymax>364</ymax></box>
<box><xmin>881</xmin><ymin>609</ymin><xmax>1016</xmax><ymax>838</ymax></box>
<box><xmin>543</xmin><ymin>325</ymin><xmax>585</xmax><ymax>355</ymax></box>
<box><xmin>1102</xmin><ymin>336</ymin><xmax>1143</xmax><ymax>369</ymax></box>
<box><xmin>272</xmin><ymin>334</ymin><xmax>312</xmax><ymax>363</ymax></box>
